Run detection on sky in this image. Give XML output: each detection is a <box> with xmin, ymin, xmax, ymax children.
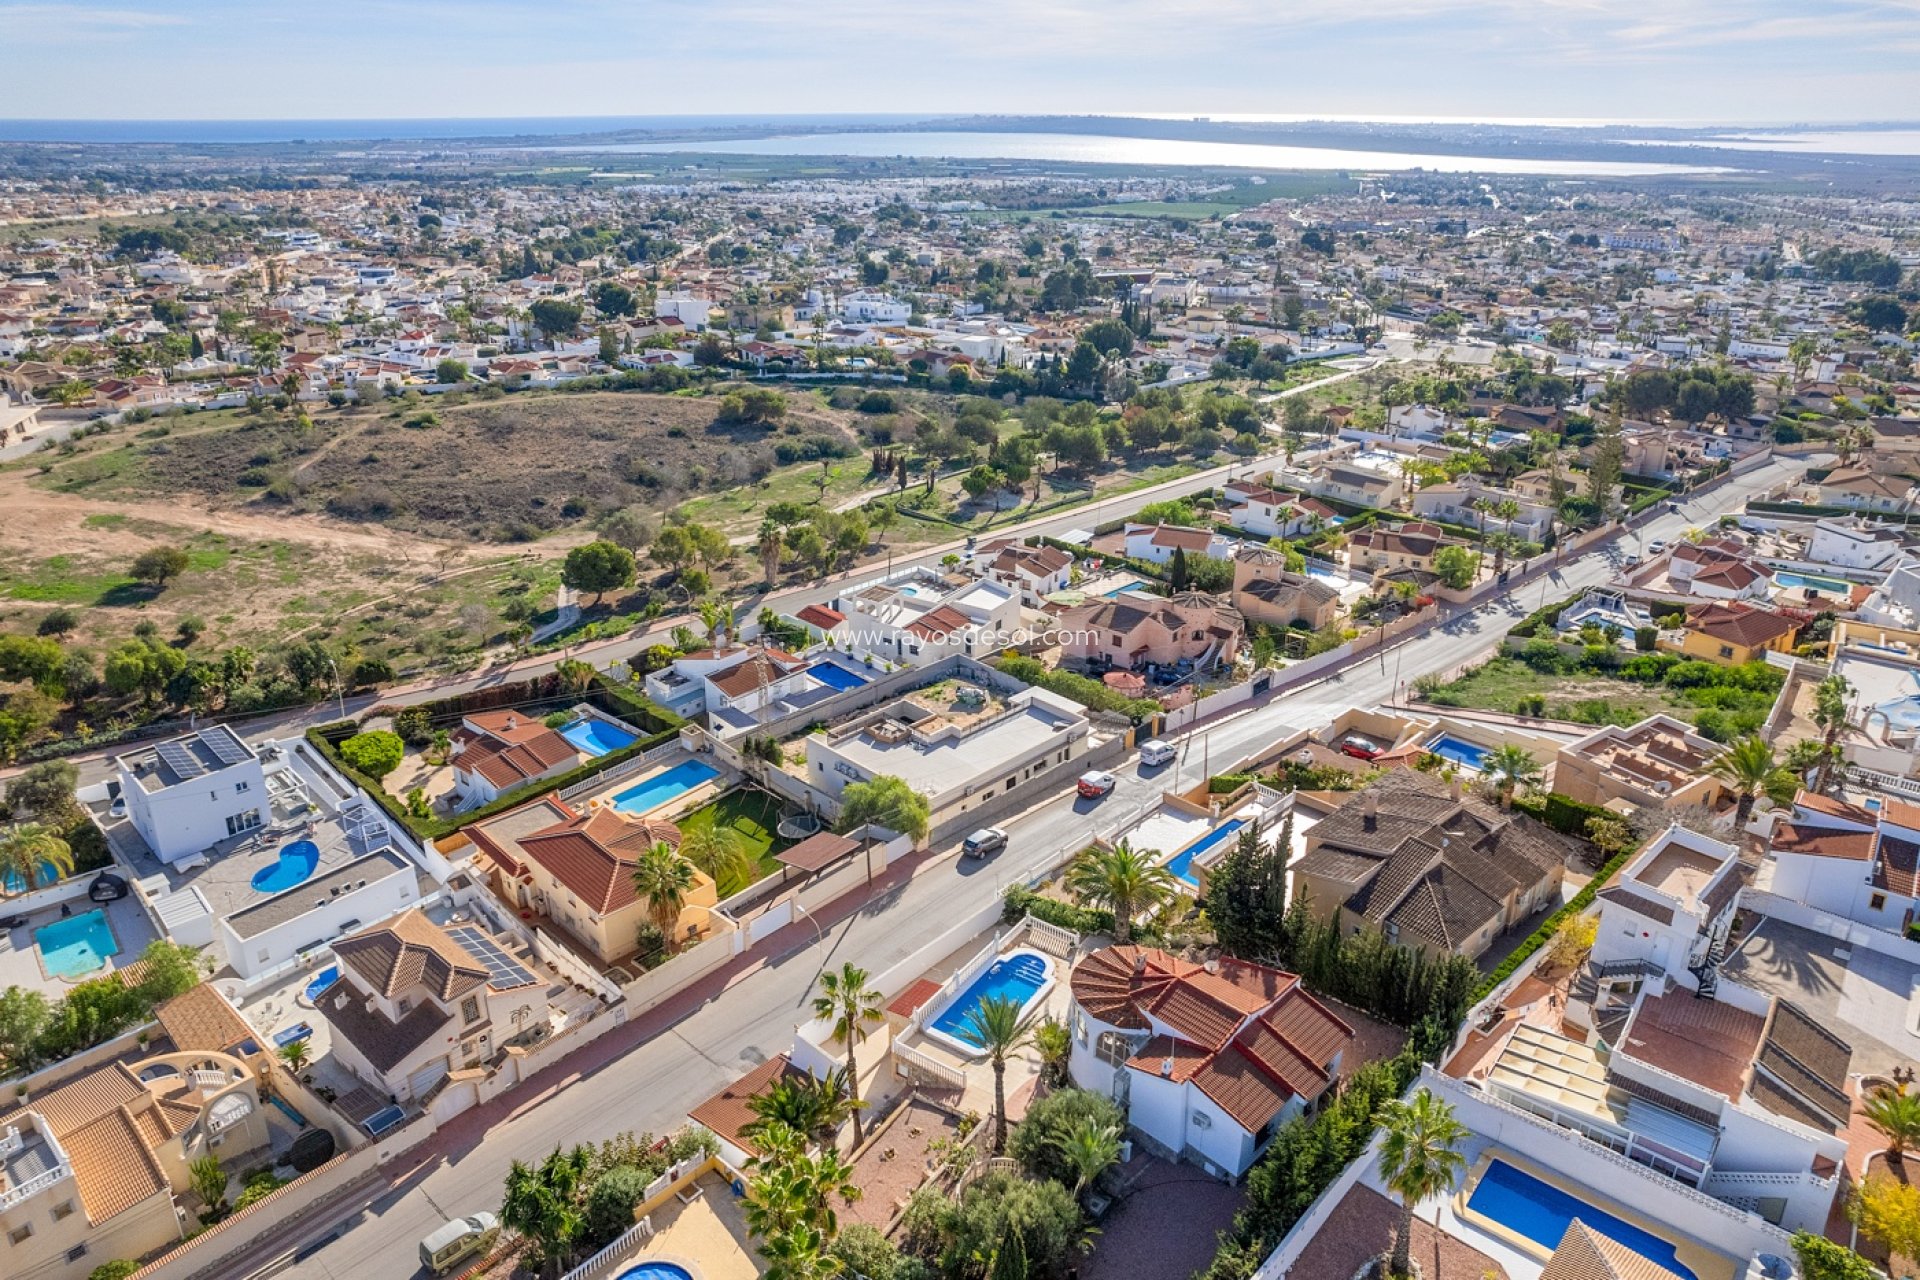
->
<box><xmin>3</xmin><ymin>0</ymin><xmax>1918</xmax><ymax>125</ymax></box>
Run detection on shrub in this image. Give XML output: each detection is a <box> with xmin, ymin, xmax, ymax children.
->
<box><xmin>582</xmin><ymin>1164</ymin><xmax>653</xmax><ymax>1248</ymax></box>
<box><xmin>338</xmin><ymin>729</ymin><xmax>404</xmax><ymax>779</ymax></box>
<box><xmin>1791</xmin><ymin>1233</ymin><xmax>1876</xmax><ymax>1280</ymax></box>
<box><xmin>88</xmin><ymin>1263</ymin><xmax>140</xmax><ymax>1280</ymax></box>
<box><xmin>1009</xmin><ymin>1089</ymin><xmax>1124</xmax><ymax>1187</ymax></box>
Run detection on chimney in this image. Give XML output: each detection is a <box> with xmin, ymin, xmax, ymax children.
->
<box><xmin>505</xmin><ymin>714</ymin><xmax>517</xmax><ymax>731</ymax></box>
<box><xmin>1363</xmin><ymin>793</ymin><xmax>1378</xmax><ymax>830</ymax></box>
<box><xmin>1450</xmin><ymin>777</ymin><xmax>1463</xmax><ymax>801</ymax></box>
<box><xmin>1134</xmin><ymin>951</ymin><xmax>1148</xmax><ymax>976</ymax></box>
<box><xmin>1161</xmin><ymin>1055</ymin><xmax>1175</xmax><ymax>1078</ymax></box>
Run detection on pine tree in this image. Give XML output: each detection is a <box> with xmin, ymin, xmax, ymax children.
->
<box><xmin>1170</xmin><ymin>545</ymin><xmax>1190</xmax><ymax>591</ymax></box>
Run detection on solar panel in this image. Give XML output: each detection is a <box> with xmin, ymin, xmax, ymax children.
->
<box><xmin>156</xmin><ymin>740</ymin><xmax>204</xmax><ymax>781</ymax></box>
<box><xmin>200</xmin><ymin>729</ymin><xmax>252</xmax><ymax>768</ymax></box>
<box><xmin>450</xmin><ymin>925</ymin><xmax>536</xmax><ymax>989</ymax></box>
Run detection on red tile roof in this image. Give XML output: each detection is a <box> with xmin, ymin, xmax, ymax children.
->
<box><xmin>516</xmin><ymin>807</ymin><xmax>684</xmax><ymax>914</ymax></box>
<box><xmin>795</xmin><ymin>603</ymin><xmax>845</xmax><ymax>629</ymax></box>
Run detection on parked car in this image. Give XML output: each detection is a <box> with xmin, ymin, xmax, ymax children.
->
<box><xmin>1077</xmin><ymin>770</ymin><xmax>1118</xmax><ymax>799</ymax></box>
<box><xmin>962</xmin><ymin>827</ymin><xmax>1008</xmax><ymax>858</ymax></box>
<box><xmin>1138</xmin><ymin>739</ymin><xmax>1176</xmax><ymax>767</ymax></box>
<box><xmin>1338</xmin><ymin>734</ymin><xmax>1384</xmax><ymax>761</ymax></box>
<box><xmin>1646</xmin><ymin>539</ymin><xmax>1668</xmax><ymax>556</ymax></box>
<box><xmin>108</xmin><ymin>794</ymin><xmax>126</xmax><ymax>819</ymax></box>
<box><xmin>88</xmin><ymin>873</ymin><xmax>129</xmax><ymax>904</ymax></box>
<box><xmin>419</xmin><ymin>1214</ymin><xmax>500</xmax><ymax>1276</ymax></box>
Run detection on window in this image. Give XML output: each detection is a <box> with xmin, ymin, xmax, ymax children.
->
<box><xmin>226</xmin><ymin>809</ymin><xmax>262</xmax><ymax>837</ymax></box>
<box><xmin>235</xmin><ymin>780</ymin><xmax>250</xmax><ymax>794</ymax></box>
<box><xmin>1718</xmin><ymin>645</ymin><xmax>1735</xmax><ymax>659</ymax></box>
<box><xmin>1871</xmin><ymin>892</ymin><xmax>1888</xmax><ymax>911</ymax></box>
<box><xmin>398</xmin><ymin>997</ymin><xmax>412</xmax><ymax>1014</ymax></box>
<box><xmin>1095</xmin><ymin>1031</ymin><xmax>1132</xmax><ymax>1068</ymax></box>
<box><xmin>9</xmin><ymin>1224</ymin><xmax>32</xmax><ymax>1245</ymax></box>
<box><xmin>461</xmin><ymin>996</ymin><xmax>480</xmax><ymax>1025</ymax></box>
<box><xmin>51</xmin><ymin>1201</ymin><xmax>75</xmax><ymax>1222</ymax></box>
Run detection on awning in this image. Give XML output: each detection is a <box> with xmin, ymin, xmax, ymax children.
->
<box><xmin>776</xmin><ymin>831</ymin><xmax>861</xmax><ymax>875</ymax></box>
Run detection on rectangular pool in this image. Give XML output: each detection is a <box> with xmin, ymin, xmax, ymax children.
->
<box><xmin>809</xmin><ymin>662</ymin><xmax>869</xmax><ymax>692</ymax></box>
<box><xmin>1426</xmin><ymin>732</ymin><xmax>1491</xmax><ymax>772</ymax></box>
<box><xmin>611</xmin><ymin>759</ymin><xmax>722</xmax><ymax>815</ymax></box>
<box><xmin>924</xmin><ymin>949</ymin><xmax>1055</xmax><ymax>1055</ymax></box>
<box><xmin>1465</xmin><ymin>1158</ymin><xmax>1698</xmax><ymax>1280</ymax></box>
<box><xmin>559</xmin><ymin>717</ymin><xmax>640</xmax><ymax>757</ymax></box>
<box><xmin>36</xmin><ymin>909</ymin><xmax>120</xmax><ymax>979</ymax></box>
<box><xmin>1774</xmin><ymin>570</ymin><xmax>1849</xmax><ymax>595</ymax></box>
<box><xmin>1164</xmin><ymin>819</ymin><xmax>1246</xmax><ymax>888</ymax></box>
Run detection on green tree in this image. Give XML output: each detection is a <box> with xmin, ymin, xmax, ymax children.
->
<box><xmin>1709</xmin><ymin>734</ymin><xmax>1776</xmax><ymax>830</ymax></box>
<box><xmin>0</xmin><ymin>822</ymin><xmax>74</xmax><ymax>893</ymax></box>
<box><xmin>1202</xmin><ymin>815</ymin><xmax>1290</xmax><ymax>961</ymax></box>
<box><xmin>501</xmin><ymin>1145</ymin><xmax>591</xmax><ymax>1277</ymax></box>
<box><xmin>1587</xmin><ymin>410</ymin><xmax>1625</xmax><ymax>515</ymax></box>
<box><xmin>1064</xmin><ymin>842</ymin><xmax>1176</xmax><ymax>944</ymax></box>
<box><xmin>1791</xmin><ymin>1231</ymin><xmax>1878</xmax><ymax>1280</ymax></box>
<box><xmin>591</xmin><ymin>280</ymin><xmax>636</xmax><ymax>318</ymax></box>
<box><xmin>1811</xmin><ymin>674</ymin><xmax>1852</xmax><ymax>794</ymax></box>
<box><xmin>1010</xmin><ymin>1088</ymin><xmax>1126</xmax><ymax>1186</ymax></box>
<box><xmin>1055</xmin><ymin>1116</ymin><xmax>1122</xmax><ymax>1201</ymax></box>
<box><xmin>1862</xmin><ymin>1081</ymin><xmax>1920</xmax><ymax>1165</ymax></box>
<box><xmin>129</xmin><ymin>545</ymin><xmax>191</xmax><ymax>589</ymax></box>
<box><xmin>963</xmin><ymin>994</ymin><xmax>1037</xmax><ymax>1154</ymax></box>
<box><xmin>631</xmin><ymin>841</ymin><xmax>696</xmax><ymax>945</ymax></box>
<box><xmin>0</xmin><ymin>986</ymin><xmax>52</xmax><ymax>1069</ymax></box>
<box><xmin>678</xmin><ymin>824</ymin><xmax>751</xmax><ymax>894</ymax></box>
<box><xmin>835</xmin><ymin>776</ymin><xmax>930</xmax><ymax>844</ymax></box>
<box><xmin>4</xmin><ymin>759</ymin><xmax>81</xmax><ymax>827</ymax></box>
<box><xmin>338</xmin><ymin>730</ymin><xmax>404</xmax><ymax>780</ymax></box>
<box><xmin>188</xmin><ymin>1153</ymin><xmax>228</xmax><ymax>1219</ymax></box>
<box><xmin>1377</xmin><ymin>1088</ymin><xmax>1469</xmax><ymax>1279</ymax></box>
<box><xmin>561</xmin><ymin>539</ymin><xmax>636</xmax><ymax>606</ymax></box>
<box><xmin>278</xmin><ymin>1038</ymin><xmax>310</xmax><ymax>1075</ymax></box>
<box><xmin>1851</xmin><ymin>1175</ymin><xmax>1920</xmax><ymax>1267</ymax></box>
<box><xmin>529</xmin><ymin>298</ymin><xmax>584</xmax><ymax>340</ymax></box>
<box><xmin>1482</xmin><ymin>745</ymin><xmax>1541</xmax><ymax>811</ymax></box>
<box><xmin>812</xmin><ymin>964</ymin><xmax>884</xmax><ymax>1148</ymax></box>
<box><xmin>1431</xmin><ymin>545</ymin><xmax>1480</xmax><ymax>590</ymax></box>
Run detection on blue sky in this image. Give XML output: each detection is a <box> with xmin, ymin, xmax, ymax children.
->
<box><xmin>2</xmin><ymin>0</ymin><xmax>1916</xmax><ymax>124</ymax></box>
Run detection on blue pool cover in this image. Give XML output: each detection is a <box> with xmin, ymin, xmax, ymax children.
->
<box><xmin>929</xmin><ymin>953</ymin><xmax>1050</xmax><ymax>1048</ymax></box>
<box><xmin>1467</xmin><ymin>1159</ymin><xmax>1697</xmax><ymax>1280</ymax></box>
<box><xmin>559</xmin><ymin>717</ymin><xmax>640</xmax><ymax>757</ymax></box>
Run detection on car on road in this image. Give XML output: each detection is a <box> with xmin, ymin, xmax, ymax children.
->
<box><xmin>1138</xmin><ymin>739</ymin><xmax>1176</xmax><ymax>767</ymax></box>
<box><xmin>1077</xmin><ymin>770</ymin><xmax>1118</xmax><ymax>798</ymax></box>
<box><xmin>1646</xmin><ymin>539</ymin><xmax>1668</xmax><ymax>556</ymax></box>
<box><xmin>962</xmin><ymin>827</ymin><xmax>1008</xmax><ymax>858</ymax></box>
<box><xmin>419</xmin><ymin>1213</ymin><xmax>500</xmax><ymax>1275</ymax></box>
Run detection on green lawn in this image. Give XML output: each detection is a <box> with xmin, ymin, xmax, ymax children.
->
<box><xmin>678</xmin><ymin>787</ymin><xmax>796</xmax><ymax>898</ymax></box>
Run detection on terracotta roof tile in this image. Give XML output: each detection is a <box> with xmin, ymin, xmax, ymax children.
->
<box><xmin>688</xmin><ymin>1054</ymin><xmax>810</xmax><ymax>1158</ymax></box>
<box><xmin>333</xmin><ymin>908</ymin><xmax>490</xmax><ymax>1002</ymax></box>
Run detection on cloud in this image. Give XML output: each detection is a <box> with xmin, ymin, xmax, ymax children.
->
<box><xmin>0</xmin><ymin>3</ymin><xmax>189</xmax><ymax>38</ymax></box>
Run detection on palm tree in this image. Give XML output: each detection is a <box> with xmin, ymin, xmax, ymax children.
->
<box><xmin>745</xmin><ymin>1070</ymin><xmax>861</xmax><ymax>1146</ymax></box>
<box><xmin>1033</xmin><ymin>1016</ymin><xmax>1072</xmax><ymax>1087</ymax></box>
<box><xmin>1710</xmin><ymin>735</ymin><xmax>1777</xmax><ymax>830</ymax></box>
<box><xmin>1378</xmin><ymin>1088</ymin><xmax>1469</xmax><ymax>1280</ymax></box>
<box><xmin>758</xmin><ymin>1222</ymin><xmax>841</xmax><ymax>1280</ymax></box>
<box><xmin>812</xmin><ymin>964</ymin><xmax>884</xmax><ymax>1148</ymax></box>
<box><xmin>1482</xmin><ymin>745</ymin><xmax>1541</xmax><ymax>812</ymax></box>
<box><xmin>501</xmin><ymin>1146</ymin><xmax>590</xmax><ymax>1277</ymax></box>
<box><xmin>678</xmin><ymin>824</ymin><xmax>752</xmax><ymax>895</ymax></box>
<box><xmin>1054</xmin><ymin>1117</ymin><xmax>1122</xmax><ymax>1202</ymax></box>
<box><xmin>1811</xmin><ymin>674</ymin><xmax>1852</xmax><ymax>794</ymax></box>
<box><xmin>758</xmin><ymin>521</ymin><xmax>785</xmax><ymax>586</ymax></box>
<box><xmin>962</xmin><ymin>994</ymin><xmax>1037</xmax><ymax>1155</ymax></box>
<box><xmin>631</xmin><ymin>841</ymin><xmax>695</xmax><ymax>947</ymax></box>
<box><xmin>1863</xmin><ymin>1082</ymin><xmax>1920</xmax><ymax>1165</ymax></box>
<box><xmin>0</xmin><ymin>823</ymin><xmax>73</xmax><ymax>896</ymax></box>
<box><xmin>1064</xmin><ymin>842</ymin><xmax>1177</xmax><ymax>943</ymax></box>
<box><xmin>277</xmin><ymin>1039</ymin><xmax>310</xmax><ymax>1075</ymax></box>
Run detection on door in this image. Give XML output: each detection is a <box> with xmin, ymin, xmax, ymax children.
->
<box><xmin>430</xmin><ymin>1079</ymin><xmax>478</xmax><ymax>1123</ymax></box>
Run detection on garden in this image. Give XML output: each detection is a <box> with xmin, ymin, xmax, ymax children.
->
<box><xmin>676</xmin><ymin>786</ymin><xmax>794</xmax><ymax>898</ymax></box>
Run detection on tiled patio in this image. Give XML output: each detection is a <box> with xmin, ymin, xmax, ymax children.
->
<box><xmin>1083</xmin><ymin>1153</ymin><xmax>1246</xmax><ymax>1280</ymax></box>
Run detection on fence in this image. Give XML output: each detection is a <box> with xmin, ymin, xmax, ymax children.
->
<box><xmin>620</xmin><ymin>926</ymin><xmax>737</xmax><ymax>1016</ymax></box>
<box><xmin>1738</xmin><ymin>886</ymin><xmax>1920</xmax><ymax>964</ymax></box>
<box><xmin>556</xmin><ymin>736</ymin><xmax>688</xmax><ymax>804</ymax></box>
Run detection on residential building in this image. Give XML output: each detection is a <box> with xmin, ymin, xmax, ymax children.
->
<box><xmin>461</xmin><ymin>794</ymin><xmax>710</xmax><ymax>966</ymax></box>
<box><xmin>114</xmin><ymin>726</ymin><xmax>266</xmax><ymax>864</ymax></box>
<box><xmin>1346</xmin><ymin>520</ymin><xmax>1449</xmax><ymax>578</ymax></box>
<box><xmin>1410</xmin><ymin>476</ymin><xmax>1554</xmax><ymax>542</ymax></box>
<box><xmin>1763</xmin><ymin>792</ymin><xmax>1919</xmax><ymax>935</ymax></box>
<box><xmin>449</xmin><ymin>709</ymin><xmax>584</xmax><ymax>809</ymax></box>
<box><xmin>1805</xmin><ymin>515</ymin><xmax>1904</xmax><ymax>571</ymax></box>
<box><xmin>1815</xmin><ymin>465</ymin><xmax>1915</xmax><ymax>512</ymax></box>
<box><xmin>977</xmin><ymin>539</ymin><xmax>1074</xmax><ymax>605</ymax></box>
<box><xmin>1220</xmin><ymin>482</ymin><xmax>1337</xmax><ymax>540</ymax></box>
<box><xmin>1306</xmin><ymin>462</ymin><xmax>1403</xmax><ymax>510</ymax></box>
<box><xmin>1121</xmin><ymin>523</ymin><xmax>1238</xmax><ymax>567</ymax></box>
<box><xmin>1675</xmin><ymin>601</ymin><xmax>1800</xmax><ymax>664</ymax></box>
<box><xmin>804</xmin><ymin>681</ymin><xmax>1090</xmax><ymax>830</ymax></box>
<box><xmin>1553</xmin><ymin>588</ymin><xmax>1651</xmax><ymax>641</ymax></box>
<box><xmin>1292</xmin><ymin>769</ymin><xmax>1569</xmax><ymax>960</ymax></box>
<box><xmin>1553</xmin><ymin>715</ymin><xmax>1723</xmax><ymax>813</ymax></box>
<box><xmin>1055</xmin><ymin>591</ymin><xmax>1244</xmax><ymax>669</ymax></box>
<box><xmin>1065</xmin><ymin>944</ymin><xmax>1354</xmax><ymax>1179</ymax></box>
<box><xmin>1229</xmin><ymin>548</ymin><xmax>1341</xmax><ymax>631</ymax></box>
<box><xmin>318</xmin><ymin>908</ymin><xmax>551</xmax><ymax>1103</ymax></box>
<box><xmin>1858</xmin><ymin>550</ymin><xmax>1920</xmax><ymax>630</ymax></box>
<box><xmin>1665</xmin><ymin>540</ymin><xmax>1774</xmax><ymax>601</ymax></box>
<box><xmin>831</xmin><ymin>570</ymin><xmax>1022</xmax><ymax>667</ymax></box>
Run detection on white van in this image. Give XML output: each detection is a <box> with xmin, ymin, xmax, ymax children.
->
<box><xmin>1138</xmin><ymin>739</ymin><xmax>1176</xmax><ymax>767</ymax></box>
<box><xmin>420</xmin><ymin>1213</ymin><xmax>500</xmax><ymax>1275</ymax></box>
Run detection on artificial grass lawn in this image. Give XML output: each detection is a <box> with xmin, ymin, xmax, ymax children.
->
<box><xmin>678</xmin><ymin>787</ymin><xmax>796</xmax><ymax>898</ymax></box>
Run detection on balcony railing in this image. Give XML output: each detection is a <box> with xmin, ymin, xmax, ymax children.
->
<box><xmin>0</xmin><ymin>1163</ymin><xmax>71</xmax><ymax>1210</ymax></box>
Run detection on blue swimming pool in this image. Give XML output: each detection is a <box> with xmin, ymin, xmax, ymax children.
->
<box><xmin>615</xmin><ymin>1264</ymin><xmax>694</xmax><ymax>1280</ymax></box>
<box><xmin>1165</xmin><ymin>819</ymin><xmax>1246</xmax><ymax>888</ymax></box>
<box><xmin>611</xmin><ymin>760</ymin><xmax>721</xmax><ymax>815</ymax></box>
<box><xmin>1774</xmin><ymin>570</ymin><xmax>1849</xmax><ymax>595</ymax></box>
<box><xmin>926</xmin><ymin>950</ymin><xmax>1054</xmax><ymax>1052</ymax></box>
<box><xmin>36</xmin><ymin>909</ymin><xmax>120</xmax><ymax>979</ymax></box>
<box><xmin>1426</xmin><ymin>733</ymin><xmax>1491</xmax><ymax>771</ymax></box>
<box><xmin>1466</xmin><ymin>1159</ymin><xmax>1697</xmax><ymax>1280</ymax></box>
<box><xmin>303</xmin><ymin>965</ymin><xmax>339</xmax><ymax>1004</ymax></box>
<box><xmin>1</xmin><ymin>858</ymin><xmax>64</xmax><ymax>894</ymax></box>
<box><xmin>252</xmin><ymin>840</ymin><xmax>320</xmax><ymax>894</ymax></box>
<box><xmin>810</xmin><ymin>662</ymin><xmax>869</xmax><ymax>692</ymax></box>
<box><xmin>559</xmin><ymin>717</ymin><xmax>640</xmax><ymax>757</ymax></box>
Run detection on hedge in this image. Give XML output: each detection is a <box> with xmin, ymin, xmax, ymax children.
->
<box><xmin>993</xmin><ymin>654</ymin><xmax>1161</xmax><ymax>721</ymax></box>
<box><xmin>1474</xmin><ymin>843</ymin><xmax>1637</xmax><ymax>1001</ymax></box>
<box><xmin>1511</xmin><ymin>790</ymin><xmax>1615</xmax><ymax>837</ymax></box>
<box><xmin>1002</xmin><ymin>885</ymin><xmax>1164</xmax><ymax>943</ymax></box>
<box><xmin>1506</xmin><ymin>590</ymin><xmax>1586</xmax><ymax>641</ymax></box>
<box><xmin>309</xmin><ymin>673</ymin><xmax>686</xmax><ymax>842</ymax></box>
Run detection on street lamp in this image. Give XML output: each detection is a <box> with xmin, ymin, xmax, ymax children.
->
<box><xmin>325</xmin><ymin>656</ymin><xmax>346</xmax><ymax>721</ymax></box>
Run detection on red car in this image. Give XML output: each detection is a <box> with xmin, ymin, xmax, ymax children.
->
<box><xmin>1338</xmin><ymin>735</ymin><xmax>1383</xmax><ymax>761</ymax></box>
<box><xmin>1077</xmin><ymin>770</ymin><xmax>1118</xmax><ymax>798</ymax></box>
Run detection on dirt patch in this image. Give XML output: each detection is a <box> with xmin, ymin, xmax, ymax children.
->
<box><xmin>32</xmin><ymin>391</ymin><xmax>861</xmax><ymax>542</ymax></box>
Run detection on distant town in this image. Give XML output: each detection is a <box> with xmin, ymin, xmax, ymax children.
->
<box><xmin>0</xmin><ymin>130</ymin><xmax>1918</xmax><ymax>1280</ymax></box>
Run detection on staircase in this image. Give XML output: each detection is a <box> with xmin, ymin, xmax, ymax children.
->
<box><xmin>1689</xmin><ymin>931</ymin><xmax>1728</xmax><ymax>1000</ymax></box>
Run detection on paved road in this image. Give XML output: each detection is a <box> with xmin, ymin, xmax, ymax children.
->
<box><xmin>264</xmin><ymin>453</ymin><xmax>1806</xmax><ymax>1280</ymax></box>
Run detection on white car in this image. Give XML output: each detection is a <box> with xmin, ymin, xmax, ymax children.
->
<box><xmin>1646</xmin><ymin>539</ymin><xmax>1669</xmax><ymax>556</ymax></box>
<box><xmin>1138</xmin><ymin>739</ymin><xmax>1176</xmax><ymax>767</ymax></box>
<box><xmin>1078</xmin><ymin>770</ymin><xmax>1118</xmax><ymax>799</ymax></box>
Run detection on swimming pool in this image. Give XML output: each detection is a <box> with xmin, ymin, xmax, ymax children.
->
<box><xmin>923</xmin><ymin>948</ymin><xmax>1055</xmax><ymax>1056</ymax></box>
<box><xmin>252</xmin><ymin>840</ymin><xmax>320</xmax><ymax>894</ymax></box>
<box><xmin>301</xmin><ymin>965</ymin><xmax>340</xmax><ymax>1005</ymax></box>
<box><xmin>559</xmin><ymin>717</ymin><xmax>640</xmax><ymax>757</ymax></box>
<box><xmin>1465</xmin><ymin>1158</ymin><xmax>1698</xmax><ymax>1280</ymax></box>
<box><xmin>1</xmin><ymin>858</ymin><xmax>64</xmax><ymax>894</ymax></box>
<box><xmin>615</xmin><ymin>1264</ymin><xmax>694</xmax><ymax>1280</ymax></box>
<box><xmin>611</xmin><ymin>760</ymin><xmax>721</xmax><ymax>815</ymax></box>
<box><xmin>1426</xmin><ymin>733</ymin><xmax>1492</xmax><ymax>772</ymax></box>
<box><xmin>36</xmin><ymin>909</ymin><xmax>120</xmax><ymax>979</ymax></box>
<box><xmin>1164</xmin><ymin>819</ymin><xmax>1246</xmax><ymax>888</ymax></box>
<box><xmin>809</xmin><ymin>662</ymin><xmax>869</xmax><ymax>692</ymax></box>
<box><xmin>1774</xmin><ymin>570</ymin><xmax>1849</xmax><ymax>595</ymax></box>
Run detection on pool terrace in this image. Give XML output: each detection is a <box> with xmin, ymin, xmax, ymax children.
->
<box><xmin>577</xmin><ymin>750</ymin><xmax>727</xmax><ymax>822</ymax></box>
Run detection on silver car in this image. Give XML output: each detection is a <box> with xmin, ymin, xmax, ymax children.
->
<box><xmin>962</xmin><ymin>827</ymin><xmax>1008</xmax><ymax>858</ymax></box>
